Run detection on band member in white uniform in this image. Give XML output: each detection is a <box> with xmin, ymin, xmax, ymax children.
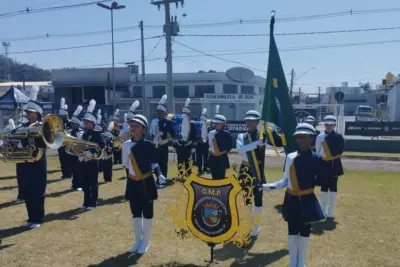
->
<box><xmin>262</xmin><ymin>123</ymin><xmax>325</xmax><ymax>267</ymax></box>
<box><xmin>122</xmin><ymin>114</ymin><xmax>166</xmax><ymax>254</ymax></box>
<box><xmin>196</xmin><ymin>108</ymin><xmax>210</xmax><ymax>174</ymax></box>
<box><xmin>315</xmin><ymin>115</ymin><xmax>344</xmax><ymax>219</ymax></box>
<box><xmin>304</xmin><ymin>115</ymin><xmax>320</xmax><ymax>152</ymax></box>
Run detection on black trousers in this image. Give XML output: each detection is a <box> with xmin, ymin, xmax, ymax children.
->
<box><xmin>129</xmin><ymin>198</ymin><xmax>154</xmax><ymax>219</ymax></box>
<box><xmin>113</xmin><ymin>150</ymin><xmax>122</xmax><ymax>164</ymax></box>
<box><xmin>16</xmin><ymin>164</ymin><xmax>25</xmax><ymax>200</ymax></box>
<box><xmin>155</xmin><ymin>145</ymin><xmax>169</xmax><ymax>178</ymax></box>
<box><xmin>100</xmin><ymin>158</ymin><xmax>113</xmax><ymax>182</ymax></box>
<box><xmin>196</xmin><ymin>143</ymin><xmax>209</xmax><ymax>172</ymax></box>
<box><xmin>58</xmin><ymin>146</ymin><xmax>72</xmax><ymax>178</ymax></box>
<box><xmin>82</xmin><ymin>160</ymin><xmax>99</xmax><ymax>207</ymax></box>
<box><xmin>211</xmin><ymin>168</ymin><xmax>226</xmax><ymax>180</ymax></box>
<box><xmin>71</xmin><ymin>157</ymin><xmax>83</xmax><ymax>189</ymax></box>
<box><xmin>21</xmin><ymin>161</ymin><xmax>47</xmax><ymax>224</ymax></box>
<box><xmin>125</xmin><ymin>168</ymin><xmax>129</xmax><ymax>200</ymax></box>
<box><xmin>321</xmin><ymin>176</ymin><xmax>338</xmax><ymax>192</ymax></box>
<box><xmin>288</xmin><ymin>216</ymin><xmax>311</xmax><ymax>237</ymax></box>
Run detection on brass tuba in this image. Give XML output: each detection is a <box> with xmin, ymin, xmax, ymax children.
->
<box><xmin>112</xmin><ymin>132</ymin><xmax>131</xmax><ymax>151</ymax></box>
<box><xmin>64</xmin><ymin>133</ymin><xmax>104</xmax><ymax>160</ymax></box>
<box><xmin>0</xmin><ymin>114</ymin><xmax>64</xmax><ymax>163</ymax></box>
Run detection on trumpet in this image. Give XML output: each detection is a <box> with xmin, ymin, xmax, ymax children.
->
<box><xmin>64</xmin><ymin>133</ymin><xmax>104</xmax><ymax>161</ymax></box>
<box><xmin>113</xmin><ymin>132</ymin><xmax>131</xmax><ymax>150</ymax></box>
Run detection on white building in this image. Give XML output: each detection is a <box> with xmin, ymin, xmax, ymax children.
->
<box><xmin>52</xmin><ymin>66</ymin><xmax>266</xmax><ymax>121</ymax></box>
<box><xmin>387</xmin><ymin>82</ymin><xmax>400</xmax><ymax>121</ymax></box>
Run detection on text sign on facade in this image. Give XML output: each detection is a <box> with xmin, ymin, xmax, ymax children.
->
<box><xmin>203</xmin><ymin>94</ymin><xmax>263</xmax><ymax>104</ymax></box>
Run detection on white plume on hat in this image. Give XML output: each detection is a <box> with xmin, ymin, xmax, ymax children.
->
<box><xmin>124</xmin><ymin>113</ymin><xmax>128</xmax><ymax>122</ymax></box>
<box><xmin>5</xmin><ymin>119</ymin><xmax>15</xmax><ymax>130</ymax></box>
<box><xmin>87</xmin><ymin>99</ymin><xmax>96</xmax><ymax>113</ymax></box>
<box><xmin>215</xmin><ymin>105</ymin><xmax>220</xmax><ymax>114</ymax></box>
<box><xmin>107</xmin><ymin>121</ymin><xmax>115</xmax><ymax>132</ymax></box>
<box><xmin>60</xmin><ymin>98</ymin><xmax>65</xmax><ymax>109</ymax></box>
<box><xmin>73</xmin><ymin>105</ymin><xmax>83</xmax><ymax>117</ymax></box>
<box><xmin>114</xmin><ymin>109</ymin><xmax>119</xmax><ymax>116</ymax></box>
<box><xmin>200</xmin><ymin>108</ymin><xmax>207</xmax><ymax>121</ymax></box>
<box><xmin>97</xmin><ymin>109</ymin><xmax>102</xmax><ymax>124</ymax></box>
<box><xmin>157</xmin><ymin>95</ymin><xmax>167</xmax><ymax>112</ymax></box>
<box><xmin>182</xmin><ymin>98</ymin><xmax>191</xmax><ymax>114</ymax></box>
<box><xmin>130</xmin><ymin>101</ymin><xmax>139</xmax><ymax>112</ymax></box>
<box><xmin>64</xmin><ymin>104</ymin><xmax>68</xmax><ymax>110</ymax></box>
<box><xmin>29</xmin><ymin>85</ymin><xmax>39</xmax><ymax>101</ymax></box>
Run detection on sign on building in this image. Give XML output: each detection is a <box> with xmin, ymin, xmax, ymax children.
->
<box><xmin>203</xmin><ymin>94</ymin><xmax>263</xmax><ymax>104</ymax></box>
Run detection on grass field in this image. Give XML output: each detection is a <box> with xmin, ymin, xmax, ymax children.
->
<box><xmin>1</xmin><ymin>157</ymin><xmax>400</xmax><ymax>267</ymax></box>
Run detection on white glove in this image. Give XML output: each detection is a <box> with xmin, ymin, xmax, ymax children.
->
<box><xmin>262</xmin><ymin>184</ymin><xmax>272</xmax><ymax>192</ymax></box>
<box><xmin>17</xmin><ymin>142</ymin><xmax>24</xmax><ymax>149</ymax></box>
<box><xmin>256</xmin><ymin>139</ymin><xmax>265</xmax><ymax>147</ymax></box>
<box><xmin>84</xmin><ymin>151</ymin><xmax>93</xmax><ymax>158</ymax></box>
<box><xmin>158</xmin><ymin>175</ymin><xmax>167</xmax><ymax>185</ymax></box>
<box><xmin>191</xmin><ymin>148</ymin><xmax>196</xmax><ymax>154</ymax></box>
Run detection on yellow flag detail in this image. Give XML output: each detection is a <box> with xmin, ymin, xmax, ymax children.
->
<box><xmin>272</xmin><ymin>78</ymin><xmax>278</xmax><ymax>88</ymax></box>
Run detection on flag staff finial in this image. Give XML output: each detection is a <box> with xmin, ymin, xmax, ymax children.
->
<box><xmin>270</xmin><ymin>10</ymin><xmax>276</xmax><ymax>32</ymax></box>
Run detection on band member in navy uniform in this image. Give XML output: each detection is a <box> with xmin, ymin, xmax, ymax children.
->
<box><xmin>17</xmin><ymin>86</ymin><xmax>47</xmax><ymax>228</ymax></box>
<box><xmin>69</xmin><ymin>105</ymin><xmax>83</xmax><ymax>191</ymax></box>
<box><xmin>236</xmin><ymin>110</ymin><xmax>282</xmax><ymax>236</ymax></box>
<box><xmin>196</xmin><ymin>108</ymin><xmax>209</xmax><ymax>174</ymax></box>
<box><xmin>101</xmin><ymin>121</ymin><xmax>114</xmax><ymax>182</ymax></box>
<box><xmin>79</xmin><ymin>100</ymin><xmax>105</xmax><ymax>210</ymax></box>
<box><xmin>112</xmin><ymin>109</ymin><xmax>122</xmax><ymax>165</ymax></box>
<box><xmin>95</xmin><ymin>109</ymin><xmax>103</xmax><ymax>174</ymax></box>
<box><xmin>262</xmin><ymin>123</ymin><xmax>325</xmax><ymax>267</ymax></box>
<box><xmin>122</xmin><ymin>114</ymin><xmax>166</xmax><ymax>254</ymax></box>
<box><xmin>152</xmin><ymin>95</ymin><xmax>175</xmax><ymax>188</ymax></box>
<box><xmin>58</xmin><ymin>98</ymin><xmax>72</xmax><ymax>179</ymax></box>
<box><xmin>315</xmin><ymin>115</ymin><xmax>344</xmax><ymax>219</ymax></box>
<box><xmin>208</xmin><ymin>105</ymin><xmax>232</xmax><ymax>179</ymax></box>
<box><xmin>173</xmin><ymin>98</ymin><xmax>197</xmax><ymax>178</ymax></box>
<box><xmin>304</xmin><ymin>115</ymin><xmax>320</xmax><ymax>152</ymax></box>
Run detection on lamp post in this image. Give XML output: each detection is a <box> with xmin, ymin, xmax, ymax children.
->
<box><xmin>97</xmin><ymin>1</ymin><xmax>126</xmax><ymax>110</ymax></box>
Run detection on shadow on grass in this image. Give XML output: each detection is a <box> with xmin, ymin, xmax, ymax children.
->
<box><xmin>311</xmin><ymin>218</ymin><xmax>338</xmax><ymax>236</ymax></box>
<box><xmin>151</xmin><ymin>263</ymin><xmax>202</xmax><ymax>267</ymax></box>
<box><xmin>88</xmin><ymin>252</ymin><xmax>142</xmax><ymax>267</ymax></box>
<box><xmin>0</xmin><ymin>170</ymin><xmax>59</xmax><ymax>181</ymax></box>
<box><xmin>0</xmin><ymin>243</ymin><xmax>14</xmax><ymax>250</ymax></box>
<box><xmin>118</xmin><ymin>176</ymin><xmax>127</xmax><ymax>181</ymax></box>
<box><xmin>274</xmin><ymin>204</ymin><xmax>283</xmax><ymax>215</ymax></box>
<box><xmin>0</xmin><ymin>226</ymin><xmax>32</xmax><ymax>240</ymax></box>
<box><xmin>43</xmin><ymin>208</ymin><xmax>87</xmax><ymax>223</ymax></box>
<box><xmin>97</xmin><ymin>195</ymin><xmax>126</xmax><ymax>207</ymax></box>
<box><xmin>0</xmin><ymin>199</ymin><xmax>24</xmax><ymax>210</ymax></box>
<box><xmin>46</xmin><ymin>188</ymin><xmax>75</xmax><ymax>198</ymax></box>
<box><xmin>0</xmin><ymin>185</ymin><xmax>18</xmax><ymax>191</ymax></box>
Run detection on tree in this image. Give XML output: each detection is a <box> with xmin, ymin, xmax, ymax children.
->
<box><xmin>0</xmin><ymin>55</ymin><xmax>51</xmax><ymax>82</ymax></box>
<box><xmin>359</xmin><ymin>82</ymin><xmax>372</xmax><ymax>93</ymax></box>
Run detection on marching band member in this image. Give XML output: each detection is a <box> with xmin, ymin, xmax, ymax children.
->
<box><xmin>112</xmin><ymin>109</ymin><xmax>122</xmax><ymax>165</ymax></box>
<box><xmin>122</xmin><ymin>113</ymin><xmax>129</xmax><ymax>133</ymax></box>
<box><xmin>18</xmin><ymin>85</ymin><xmax>47</xmax><ymax>228</ymax></box>
<box><xmin>95</xmin><ymin>110</ymin><xmax>103</xmax><ymax>174</ymax></box>
<box><xmin>69</xmin><ymin>105</ymin><xmax>83</xmax><ymax>191</ymax></box>
<box><xmin>315</xmin><ymin>115</ymin><xmax>344</xmax><ymax>219</ymax></box>
<box><xmin>101</xmin><ymin>121</ymin><xmax>114</xmax><ymax>183</ymax></box>
<box><xmin>236</xmin><ymin>110</ymin><xmax>282</xmax><ymax>236</ymax></box>
<box><xmin>262</xmin><ymin>123</ymin><xmax>325</xmax><ymax>267</ymax></box>
<box><xmin>153</xmin><ymin>95</ymin><xmax>174</xmax><ymax>187</ymax></box>
<box><xmin>79</xmin><ymin>100</ymin><xmax>105</xmax><ymax>210</ymax></box>
<box><xmin>304</xmin><ymin>115</ymin><xmax>320</xmax><ymax>151</ymax></box>
<box><xmin>173</xmin><ymin>98</ymin><xmax>197</xmax><ymax>178</ymax></box>
<box><xmin>58</xmin><ymin>98</ymin><xmax>72</xmax><ymax>180</ymax></box>
<box><xmin>196</xmin><ymin>108</ymin><xmax>209</xmax><ymax>174</ymax></box>
<box><xmin>122</xmin><ymin>114</ymin><xmax>166</xmax><ymax>254</ymax></box>
<box><xmin>208</xmin><ymin>105</ymin><xmax>232</xmax><ymax>179</ymax></box>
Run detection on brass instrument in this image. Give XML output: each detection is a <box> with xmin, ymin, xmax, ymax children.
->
<box><xmin>64</xmin><ymin>132</ymin><xmax>104</xmax><ymax>161</ymax></box>
<box><xmin>0</xmin><ymin>114</ymin><xmax>64</xmax><ymax>163</ymax></box>
<box><xmin>113</xmin><ymin>132</ymin><xmax>131</xmax><ymax>150</ymax></box>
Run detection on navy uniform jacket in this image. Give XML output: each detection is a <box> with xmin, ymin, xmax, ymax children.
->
<box><xmin>208</xmin><ymin>129</ymin><xmax>232</xmax><ymax>169</ymax></box>
<box><xmin>122</xmin><ymin>138</ymin><xmax>159</xmax><ymax>202</ymax></box>
<box><xmin>236</xmin><ymin>129</ymin><xmax>283</xmax><ymax>183</ymax></box>
<box><xmin>81</xmin><ymin>129</ymin><xmax>105</xmax><ymax>160</ymax></box>
<box><xmin>267</xmin><ymin>151</ymin><xmax>325</xmax><ymax>223</ymax></box>
<box><xmin>157</xmin><ymin>118</ymin><xmax>175</xmax><ymax>147</ymax></box>
<box><xmin>311</xmin><ymin>129</ymin><xmax>321</xmax><ymax>151</ymax></box>
<box><xmin>315</xmin><ymin>131</ymin><xmax>344</xmax><ymax>177</ymax></box>
<box><xmin>174</xmin><ymin>121</ymin><xmax>197</xmax><ymax>149</ymax></box>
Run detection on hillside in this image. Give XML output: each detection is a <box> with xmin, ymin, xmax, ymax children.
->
<box><xmin>0</xmin><ymin>55</ymin><xmax>51</xmax><ymax>82</ymax></box>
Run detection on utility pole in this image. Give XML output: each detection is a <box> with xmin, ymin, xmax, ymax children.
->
<box><xmin>289</xmin><ymin>68</ymin><xmax>294</xmax><ymax>100</ymax></box>
<box><xmin>2</xmin><ymin>41</ymin><xmax>11</xmax><ymax>81</ymax></box>
<box><xmin>318</xmin><ymin>86</ymin><xmax>321</xmax><ymax>104</ymax></box>
<box><xmin>298</xmin><ymin>87</ymin><xmax>301</xmax><ymax>104</ymax></box>
<box><xmin>151</xmin><ymin>0</ymin><xmax>184</xmax><ymax>114</ymax></box>
<box><xmin>139</xmin><ymin>20</ymin><xmax>147</xmax><ymax>118</ymax></box>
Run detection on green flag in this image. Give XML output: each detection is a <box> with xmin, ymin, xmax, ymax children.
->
<box><xmin>261</xmin><ymin>13</ymin><xmax>297</xmax><ymax>155</ymax></box>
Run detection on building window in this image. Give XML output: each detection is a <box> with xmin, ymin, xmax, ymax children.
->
<box><xmin>174</xmin><ymin>85</ymin><xmax>189</xmax><ymax>98</ymax></box>
<box><xmin>132</xmin><ymin>86</ymin><xmax>142</xmax><ymax>98</ymax></box>
<box><xmin>153</xmin><ymin>86</ymin><xmax>166</xmax><ymax>98</ymax></box>
<box><xmin>195</xmin><ymin>85</ymin><xmax>215</xmax><ymax>97</ymax></box>
<box><xmin>223</xmin><ymin>84</ymin><xmax>238</xmax><ymax>94</ymax></box>
<box><xmin>241</xmin><ymin>85</ymin><xmax>254</xmax><ymax>94</ymax></box>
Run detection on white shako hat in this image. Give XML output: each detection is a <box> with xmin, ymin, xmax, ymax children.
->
<box><xmin>305</xmin><ymin>115</ymin><xmax>316</xmax><ymax>122</ymax></box>
<box><xmin>24</xmin><ymin>85</ymin><xmax>43</xmax><ymax>115</ymax></box>
<box><xmin>95</xmin><ymin>109</ymin><xmax>102</xmax><ymax>131</ymax></box>
<box><xmin>113</xmin><ymin>109</ymin><xmax>120</xmax><ymax>121</ymax></box>
<box><xmin>102</xmin><ymin>121</ymin><xmax>114</xmax><ymax>138</ymax></box>
<box><xmin>70</xmin><ymin>105</ymin><xmax>83</xmax><ymax>125</ymax></box>
<box><xmin>294</xmin><ymin>123</ymin><xmax>316</xmax><ymax>135</ymax></box>
<box><xmin>58</xmin><ymin>98</ymin><xmax>69</xmax><ymax>116</ymax></box>
<box><xmin>156</xmin><ymin>95</ymin><xmax>167</xmax><ymax>113</ymax></box>
<box><xmin>323</xmin><ymin>115</ymin><xmax>337</xmax><ymax>125</ymax></box>
<box><xmin>244</xmin><ymin>110</ymin><xmax>261</xmax><ymax>120</ymax></box>
<box><xmin>83</xmin><ymin>99</ymin><xmax>97</xmax><ymax>123</ymax></box>
<box><xmin>213</xmin><ymin>105</ymin><xmax>227</xmax><ymax>123</ymax></box>
<box><xmin>182</xmin><ymin>98</ymin><xmax>191</xmax><ymax>115</ymax></box>
<box><xmin>131</xmin><ymin>114</ymin><xmax>148</xmax><ymax>128</ymax></box>
<box><xmin>200</xmin><ymin>108</ymin><xmax>207</xmax><ymax>121</ymax></box>
<box><xmin>124</xmin><ymin>113</ymin><xmax>128</xmax><ymax>122</ymax></box>
<box><xmin>5</xmin><ymin>119</ymin><xmax>15</xmax><ymax>130</ymax></box>
<box><xmin>127</xmin><ymin>100</ymin><xmax>140</xmax><ymax>121</ymax></box>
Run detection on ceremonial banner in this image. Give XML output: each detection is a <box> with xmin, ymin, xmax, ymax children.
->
<box><xmin>183</xmin><ymin>174</ymin><xmax>242</xmax><ymax>244</ymax></box>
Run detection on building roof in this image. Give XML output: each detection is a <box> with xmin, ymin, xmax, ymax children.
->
<box><xmin>0</xmin><ymin>81</ymin><xmax>52</xmax><ymax>87</ymax></box>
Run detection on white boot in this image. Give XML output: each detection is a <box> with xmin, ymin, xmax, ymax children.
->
<box><xmin>137</xmin><ymin>218</ymin><xmax>153</xmax><ymax>254</ymax></box>
<box><xmin>297</xmin><ymin>236</ymin><xmax>310</xmax><ymax>267</ymax></box>
<box><xmin>251</xmin><ymin>206</ymin><xmax>262</xmax><ymax>237</ymax></box>
<box><xmin>128</xmin><ymin>217</ymin><xmax>142</xmax><ymax>253</ymax></box>
<box><xmin>327</xmin><ymin>192</ymin><xmax>337</xmax><ymax>218</ymax></box>
<box><xmin>287</xmin><ymin>235</ymin><xmax>299</xmax><ymax>267</ymax></box>
<box><xmin>320</xmin><ymin>191</ymin><xmax>329</xmax><ymax>217</ymax></box>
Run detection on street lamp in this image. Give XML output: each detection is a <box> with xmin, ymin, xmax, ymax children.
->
<box><xmin>97</xmin><ymin>1</ymin><xmax>126</xmax><ymax>110</ymax></box>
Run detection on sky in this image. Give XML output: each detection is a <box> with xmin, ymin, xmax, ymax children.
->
<box><xmin>1</xmin><ymin>0</ymin><xmax>399</xmax><ymax>93</ymax></box>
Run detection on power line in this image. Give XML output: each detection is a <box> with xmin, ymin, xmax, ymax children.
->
<box><xmin>0</xmin><ymin>0</ymin><xmax>112</xmax><ymax>19</ymax></box>
<box><xmin>2</xmin><ymin>35</ymin><xmax>163</xmax><ymax>55</ymax></box>
<box><xmin>145</xmin><ymin>37</ymin><xmax>163</xmax><ymax>59</ymax></box>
